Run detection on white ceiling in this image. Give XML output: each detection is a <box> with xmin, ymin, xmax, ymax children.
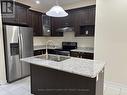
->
<box><xmin>15</xmin><ymin>0</ymin><xmax>95</xmax><ymax>12</ymax></box>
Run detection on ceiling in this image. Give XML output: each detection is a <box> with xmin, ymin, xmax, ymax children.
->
<box><xmin>15</xmin><ymin>0</ymin><xmax>96</xmax><ymax>12</ymax></box>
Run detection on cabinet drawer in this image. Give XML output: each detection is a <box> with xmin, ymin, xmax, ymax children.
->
<box><xmin>71</xmin><ymin>51</ymin><xmax>94</xmax><ymax>60</ymax></box>
<box><xmin>70</xmin><ymin>51</ymin><xmax>80</xmax><ymax>58</ymax></box>
<box><xmin>34</xmin><ymin>50</ymin><xmax>45</xmax><ymax>56</ymax></box>
<box><xmin>82</xmin><ymin>53</ymin><xmax>94</xmax><ymax>59</ymax></box>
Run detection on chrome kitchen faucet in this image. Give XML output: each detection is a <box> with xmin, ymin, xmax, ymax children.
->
<box><xmin>45</xmin><ymin>40</ymin><xmax>56</xmax><ymax>59</ymax></box>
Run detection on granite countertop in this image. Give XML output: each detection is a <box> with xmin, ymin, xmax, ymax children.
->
<box><xmin>71</xmin><ymin>47</ymin><xmax>94</xmax><ymax>53</ymax></box>
<box><xmin>21</xmin><ymin>54</ymin><xmax>105</xmax><ymax>78</ymax></box>
<box><xmin>34</xmin><ymin>45</ymin><xmax>61</xmax><ymax>50</ymax></box>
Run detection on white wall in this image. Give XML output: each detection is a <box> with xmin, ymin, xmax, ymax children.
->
<box><xmin>0</xmin><ymin>3</ymin><xmax>6</xmax><ymax>84</ymax></box>
<box><xmin>34</xmin><ymin>32</ymin><xmax>94</xmax><ymax>48</ymax></box>
<box><xmin>95</xmin><ymin>0</ymin><xmax>127</xmax><ymax>85</ymax></box>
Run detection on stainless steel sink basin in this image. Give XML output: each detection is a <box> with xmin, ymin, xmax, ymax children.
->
<box><xmin>35</xmin><ymin>54</ymin><xmax>70</xmax><ymax>62</ymax></box>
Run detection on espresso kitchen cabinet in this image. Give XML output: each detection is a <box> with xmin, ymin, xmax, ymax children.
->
<box><xmin>16</xmin><ymin>3</ymin><xmax>29</xmax><ymax>25</ymax></box>
<box><xmin>2</xmin><ymin>2</ymin><xmax>30</xmax><ymax>26</ymax></box>
<box><xmin>50</xmin><ymin>5</ymin><xmax>96</xmax><ymax>37</ymax></box>
<box><xmin>74</xmin><ymin>5</ymin><xmax>96</xmax><ymax>37</ymax></box>
<box><xmin>31</xmin><ymin>64</ymin><xmax>104</xmax><ymax>95</ymax></box>
<box><xmin>70</xmin><ymin>51</ymin><xmax>94</xmax><ymax>60</ymax></box>
<box><xmin>34</xmin><ymin>49</ymin><xmax>57</xmax><ymax>56</ymax></box>
<box><xmin>34</xmin><ymin>50</ymin><xmax>45</xmax><ymax>56</ymax></box>
<box><xmin>51</xmin><ymin>10</ymin><xmax>74</xmax><ymax>37</ymax></box>
<box><xmin>51</xmin><ymin>17</ymin><xmax>64</xmax><ymax>37</ymax></box>
<box><xmin>29</xmin><ymin>10</ymin><xmax>43</xmax><ymax>36</ymax></box>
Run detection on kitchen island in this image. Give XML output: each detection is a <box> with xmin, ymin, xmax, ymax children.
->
<box><xmin>21</xmin><ymin>54</ymin><xmax>105</xmax><ymax>95</ymax></box>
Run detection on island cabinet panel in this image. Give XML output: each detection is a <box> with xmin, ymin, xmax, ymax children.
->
<box><xmin>30</xmin><ymin>64</ymin><xmax>104</xmax><ymax>95</ymax></box>
<box><xmin>2</xmin><ymin>2</ymin><xmax>30</xmax><ymax>26</ymax></box>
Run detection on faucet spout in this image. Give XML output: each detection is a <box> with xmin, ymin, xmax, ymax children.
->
<box><xmin>45</xmin><ymin>40</ymin><xmax>55</xmax><ymax>59</ymax></box>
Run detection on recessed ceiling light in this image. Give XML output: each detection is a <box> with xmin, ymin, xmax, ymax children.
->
<box><xmin>36</xmin><ymin>0</ymin><xmax>40</xmax><ymax>4</ymax></box>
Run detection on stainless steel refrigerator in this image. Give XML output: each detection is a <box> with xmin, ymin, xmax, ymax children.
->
<box><xmin>3</xmin><ymin>25</ymin><xmax>33</xmax><ymax>83</ymax></box>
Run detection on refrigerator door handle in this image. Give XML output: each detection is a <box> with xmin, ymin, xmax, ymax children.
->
<box><xmin>20</xmin><ymin>33</ymin><xmax>24</xmax><ymax>58</ymax></box>
<box><xmin>18</xmin><ymin>33</ymin><xmax>22</xmax><ymax>59</ymax></box>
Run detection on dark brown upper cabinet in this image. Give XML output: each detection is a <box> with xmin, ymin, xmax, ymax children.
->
<box><xmin>1</xmin><ymin>2</ymin><xmax>95</xmax><ymax>37</ymax></box>
<box><xmin>74</xmin><ymin>5</ymin><xmax>96</xmax><ymax>37</ymax></box>
<box><xmin>2</xmin><ymin>2</ymin><xmax>30</xmax><ymax>26</ymax></box>
<box><xmin>50</xmin><ymin>5</ymin><xmax>96</xmax><ymax>37</ymax></box>
<box><xmin>28</xmin><ymin>10</ymin><xmax>43</xmax><ymax>36</ymax></box>
<box><xmin>51</xmin><ymin>11</ymin><xmax>75</xmax><ymax>37</ymax></box>
<box><xmin>42</xmin><ymin>15</ymin><xmax>51</xmax><ymax>36</ymax></box>
<box><xmin>51</xmin><ymin>17</ymin><xmax>64</xmax><ymax>37</ymax></box>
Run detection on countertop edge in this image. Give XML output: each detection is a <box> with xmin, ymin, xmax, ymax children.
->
<box><xmin>21</xmin><ymin>56</ymin><xmax>105</xmax><ymax>78</ymax></box>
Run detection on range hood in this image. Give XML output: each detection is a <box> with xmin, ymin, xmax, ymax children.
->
<box><xmin>56</xmin><ymin>27</ymin><xmax>74</xmax><ymax>32</ymax></box>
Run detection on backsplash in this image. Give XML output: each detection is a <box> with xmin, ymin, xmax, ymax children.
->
<box><xmin>33</xmin><ymin>32</ymin><xmax>94</xmax><ymax>47</ymax></box>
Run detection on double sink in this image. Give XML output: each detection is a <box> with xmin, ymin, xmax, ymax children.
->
<box><xmin>35</xmin><ymin>54</ymin><xmax>70</xmax><ymax>62</ymax></box>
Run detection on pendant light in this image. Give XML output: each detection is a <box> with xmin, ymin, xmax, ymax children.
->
<box><xmin>46</xmin><ymin>0</ymin><xmax>68</xmax><ymax>17</ymax></box>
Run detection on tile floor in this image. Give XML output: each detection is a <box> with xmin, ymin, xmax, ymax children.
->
<box><xmin>0</xmin><ymin>77</ymin><xmax>127</xmax><ymax>95</ymax></box>
<box><xmin>0</xmin><ymin>77</ymin><xmax>31</xmax><ymax>95</ymax></box>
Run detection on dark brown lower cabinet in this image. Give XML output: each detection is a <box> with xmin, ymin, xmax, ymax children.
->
<box><xmin>34</xmin><ymin>49</ymin><xmax>58</xmax><ymax>56</ymax></box>
<box><xmin>30</xmin><ymin>64</ymin><xmax>104</xmax><ymax>95</ymax></box>
<box><xmin>34</xmin><ymin>50</ymin><xmax>45</xmax><ymax>56</ymax></box>
<box><xmin>70</xmin><ymin>51</ymin><xmax>94</xmax><ymax>60</ymax></box>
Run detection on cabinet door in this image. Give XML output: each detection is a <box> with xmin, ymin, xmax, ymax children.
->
<box><xmin>58</xmin><ymin>11</ymin><xmax>74</xmax><ymax>28</ymax></box>
<box><xmin>42</xmin><ymin>15</ymin><xmax>51</xmax><ymax>36</ymax></box>
<box><xmin>16</xmin><ymin>4</ymin><xmax>29</xmax><ymax>25</ymax></box>
<box><xmin>2</xmin><ymin>5</ymin><xmax>18</xmax><ymax>24</ymax></box>
<box><xmin>28</xmin><ymin>10</ymin><xmax>32</xmax><ymax>27</ymax></box>
<box><xmin>2</xmin><ymin>2</ymin><xmax>29</xmax><ymax>25</ymax></box>
<box><xmin>51</xmin><ymin>17</ymin><xmax>63</xmax><ymax>37</ymax></box>
<box><xmin>70</xmin><ymin>51</ymin><xmax>80</xmax><ymax>58</ymax></box>
<box><xmin>74</xmin><ymin>8</ymin><xmax>89</xmax><ymax>36</ymax></box>
<box><xmin>30</xmin><ymin>10</ymin><xmax>43</xmax><ymax>36</ymax></box>
<box><xmin>79</xmin><ymin>25</ymin><xmax>95</xmax><ymax>36</ymax></box>
<box><xmin>87</xmin><ymin>6</ymin><xmax>96</xmax><ymax>25</ymax></box>
<box><xmin>82</xmin><ymin>53</ymin><xmax>94</xmax><ymax>60</ymax></box>
<box><xmin>74</xmin><ymin>8</ymin><xmax>89</xmax><ymax>26</ymax></box>
<box><xmin>51</xmin><ymin>11</ymin><xmax>74</xmax><ymax>37</ymax></box>
<box><xmin>34</xmin><ymin>50</ymin><xmax>45</xmax><ymax>56</ymax></box>
<box><xmin>74</xmin><ymin>5</ymin><xmax>96</xmax><ymax>37</ymax></box>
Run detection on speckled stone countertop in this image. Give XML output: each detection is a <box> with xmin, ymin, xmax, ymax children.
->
<box><xmin>34</xmin><ymin>45</ymin><xmax>61</xmax><ymax>50</ymax></box>
<box><xmin>21</xmin><ymin>54</ymin><xmax>105</xmax><ymax>78</ymax></box>
<box><xmin>71</xmin><ymin>47</ymin><xmax>94</xmax><ymax>53</ymax></box>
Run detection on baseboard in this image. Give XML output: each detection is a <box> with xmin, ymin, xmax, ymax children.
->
<box><xmin>104</xmin><ymin>81</ymin><xmax>127</xmax><ymax>89</ymax></box>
